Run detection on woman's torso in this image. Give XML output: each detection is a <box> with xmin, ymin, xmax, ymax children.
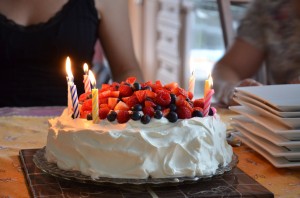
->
<box><xmin>0</xmin><ymin>0</ymin><xmax>99</xmax><ymax>106</ymax></box>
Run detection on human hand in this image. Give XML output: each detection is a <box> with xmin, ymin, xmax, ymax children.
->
<box><xmin>228</xmin><ymin>78</ymin><xmax>263</xmax><ymax>106</ymax></box>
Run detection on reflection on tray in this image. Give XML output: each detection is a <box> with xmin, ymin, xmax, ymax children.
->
<box><xmin>33</xmin><ymin>147</ymin><xmax>238</xmax><ymax>185</ymax></box>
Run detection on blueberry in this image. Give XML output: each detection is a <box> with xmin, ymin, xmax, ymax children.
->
<box><xmin>141</xmin><ymin>114</ymin><xmax>151</xmax><ymax>124</ymax></box>
<box><xmin>169</xmin><ymin>103</ymin><xmax>177</xmax><ymax>112</ymax></box>
<box><xmin>192</xmin><ymin>110</ymin><xmax>203</xmax><ymax>117</ymax></box>
<box><xmin>87</xmin><ymin>113</ymin><xmax>93</xmax><ymax>120</ymax></box>
<box><xmin>133</xmin><ymin>82</ymin><xmax>141</xmax><ymax>91</ymax></box>
<box><xmin>208</xmin><ymin>108</ymin><xmax>214</xmax><ymax>116</ymax></box>
<box><xmin>167</xmin><ymin>111</ymin><xmax>178</xmax><ymax>123</ymax></box>
<box><xmin>154</xmin><ymin>105</ymin><xmax>162</xmax><ymax>111</ymax></box>
<box><xmin>170</xmin><ymin>93</ymin><xmax>176</xmax><ymax>104</ymax></box>
<box><xmin>107</xmin><ymin>111</ymin><xmax>117</xmax><ymax>122</ymax></box>
<box><xmin>154</xmin><ymin>110</ymin><xmax>163</xmax><ymax>119</ymax></box>
<box><xmin>131</xmin><ymin>111</ymin><xmax>141</xmax><ymax>121</ymax></box>
<box><xmin>142</xmin><ymin>85</ymin><xmax>152</xmax><ymax>91</ymax></box>
<box><xmin>132</xmin><ymin>104</ymin><xmax>143</xmax><ymax>111</ymax></box>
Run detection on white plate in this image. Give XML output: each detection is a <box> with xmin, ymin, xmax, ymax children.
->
<box><xmin>231</xmin><ymin>116</ymin><xmax>300</xmax><ymax>150</ymax></box>
<box><xmin>235</xmin><ymin>132</ymin><xmax>300</xmax><ymax>168</ymax></box>
<box><xmin>234</xmin><ymin>92</ymin><xmax>300</xmax><ymax>118</ymax></box>
<box><xmin>233</xmin><ymin>97</ymin><xmax>300</xmax><ymax>128</ymax></box>
<box><xmin>229</xmin><ymin>106</ymin><xmax>300</xmax><ymax>140</ymax></box>
<box><xmin>235</xmin><ymin>84</ymin><xmax>300</xmax><ymax>112</ymax></box>
<box><xmin>233</xmin><ymin>124</ymin><xmax>300</xmax><ymax>161</ymax></box>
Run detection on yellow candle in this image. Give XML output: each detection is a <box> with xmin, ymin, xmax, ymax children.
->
<box><xmin>89</xmin><ymin>71</ymin><xmax>99</xmax><ymax>123</ymax></box>
<box><xmin>204</xmin><ymin>74</ymin><xmax>213</xmax><ymax>97</ymax></box>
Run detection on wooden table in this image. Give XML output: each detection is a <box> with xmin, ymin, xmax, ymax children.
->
<box><xmin>0</xmin><ymin>107</ymin><xmax>299</xmax><ymax>197</ymax></box>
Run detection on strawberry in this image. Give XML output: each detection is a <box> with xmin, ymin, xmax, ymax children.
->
<box><xmin>175</xmin><ymin>95</ymin><xmax>186</xmax><ymax>106</ymax></box>
<box><xmin>108</xmin><ymin>97</ymin><xmax>119</xmax><ymax>109</ymax></box>
<box><xmin>145</xmin><ymin>90</ymin><xmax>157</xmax><ymax>98</ymax></box>
<box><xmin>143</xmin><ymin>106</ymin><xmax>155</xmax><ymax>117</ymax></box>
<box><xmin>176</xmin><ymin>106</ymin><xmax>192</xmax><ymax>119</ymax></box>
<box><xmin>80</xmin><ymin>110</ymin><xmax>91</xmax><ymax>119</ymax></box>
<box><xmin>162</xmin><ymin>108</ymin><xmax>170</xmax><ymax>117</ymax></box>
<box><xmin>99</xmin><ymin>97</ymin><xmax>108</xmax><ymax>104</ymax></box>
<box><xmin>155</xmin><ymin>91</ymin><xmax>171</xmax><ymax>106</ymax></box>
<box><xmin>135</xmin><ymin>90</ymin><xmax>147</xmax><ymax>103</ymax></box>
<box><xmin>188</xmin><ymin>91</ymin><xmax>194</xmax><ymax>100</ymax></box>
<box><xmin>79</xmin><ymin>92</ymin><xmax>90</xmax><ymax>103</ymax></box>
<box><xmin>99</xmin><ymin>107</ymin><xmax>110</xmax><ymax>119</ymax></box>
<box><xmin>99</xmin><ymin>90</ymin><xmax>111</xmax><ymax>98</ymax></box>
<box><xmin>144</xmin><ymin>100</ymin><xmax>156</xmax><ymax>107</ymax></box>
<box><xmin>114</xmin><ymin>101</ymin><xmax>130</xmax><ymax>111</ymax></box>
<box><xmin>126</xmin><ymin>77</ymin><xmax>136</xmax><ymax>84</ymax></box>
<box><xmin>173</xmin><ymin>87</ymin><xmax>188</xmax><ymax>97</ymax></box>
<box><xmin>117</xmin><ymin>110</ymin><xmax>130</xmax><ymax>123</ymax></box>
<box><xmin>81</xmin><ymin>99</ymin><xmax>92</xmax><ymax>112</ymax></box>
<box><xmin>125</xmin><ymin>95</ymin><xmax>139</xmax><ymax>108</ymax></box>
<box><xmin>164</xmin><ymin>82</ymin><xmax>178</xmax><ymax>91</ymax></box>
<box><xmin>119</xmin><ymin>84</ymin><xmax>133</xmax><ymax>97</ymax></box>
<box><xmin>194</xmin><ymin>98</ymin><xmax>204</xmax><ymax>108</ymax></box>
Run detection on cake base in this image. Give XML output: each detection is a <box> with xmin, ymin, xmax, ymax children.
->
<box><xmin>34</xmin><ymin>147</ymin><xmax>238</xmax><ymax>185</ymax></box>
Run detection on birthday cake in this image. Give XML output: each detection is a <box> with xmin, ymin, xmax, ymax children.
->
<box><xmin>45</xmin><ymin>77</ymin><xmax>233</xmax><ymax>179</ymax></box>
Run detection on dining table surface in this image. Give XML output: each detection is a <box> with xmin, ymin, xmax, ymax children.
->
<box><xmin>0</xmin><ymin>106</ymin><xmax>299</xmax><ymax>198</ymax></box>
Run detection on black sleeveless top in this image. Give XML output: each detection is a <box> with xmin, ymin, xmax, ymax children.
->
<box><xmin>0</xmin><ymin>0</ymin><xmax>99</xmax><ymax>107</ymax></box>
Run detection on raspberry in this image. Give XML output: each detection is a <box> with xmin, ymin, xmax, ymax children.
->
<box><xmin>143</xmin><ymin>106</ymin><xmax>155</xmax><ymax>117</ymax></box>
<box><xmin>176</xmin><ymin>106</ymin><xmax>192</xmax><ymax>119</ymax></box>
<box><xmin>119</xmin><ymin>84</ymin><xmax>133</xmax><ymax>97</ymax></box>
<box><xmin>117</xmin><ymin>110</ymin><xmax>130</xmax><ymax>123</ymax></box>
<box><xmin>155</xmin><ymin>91</ymin><xmax>171</xmax><ymax>106</ymax></box>
<box><xmin>81</xmin><ymin>99</ymin><xmax>92</xmax><ymax>112</ymax></box>
<box><xmin>99</xmin><ymin>107</ymin><xmax>110</xmax><ymax>119</ymax></box>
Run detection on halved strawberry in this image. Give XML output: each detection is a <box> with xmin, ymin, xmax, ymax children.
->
<box><xmin>164</xmin><ymin>82</ymin><xmax>178</xmax><ymax>91</ymax></box>
<box><xmin>99</xmin><ymin>107</ymin><xmax>110</xmax><ymax>119</ymax></box>
<box><xmin>99</xmin><ymin>90</ymin><xmax>111</xmax><ymax>98</ymax></box>
<box><xmin>176</xmin><ymin>106</ymin><xmax>192</xmax><ymax>119</ymax></box>
<box><xmin>117</xmin><ymin>110</ymin><xmax>130</xmax><ymax>123</ymax></box>
<box><xmin>144</xmin><ymin>100</ymin><xmax>156</xmax><ymax>107</ymax></box>
<box><xmin>155</xmin><ymin>91</ymin><xmax>171</xmax><ymax>106</ymax></box>
<box><xmin>81</xmin><ymin>99</ymin><xmax>92</xmax><ymax>112</ymax></box>
<box><xmin>114</xmin><ymin>101</ymin><xmax>130</xmax><ymax>111</ymax></box>
<box><xmin>173</xmin><ymin>87</ymin><xmax>188</xmax><ymax>97</ymax></box>
<box><xmin>79</xmin><ymin>92</ymin><xmax>90</xmax><ymax>103</ymax></box>
<box><xmin>125</xmin><ymin>95</ymin><xmax>139</xmax><ymax>108</ymax></box>
<box><xmin>145</xmin><ymin>90</ymin><xmax>157</xmax><ymax>98</ymax></box>
<box><xmin>126</xmin><ymin>77</ymin><xmax>136</xmax><ymax>84</ymax></box>
<box><xmin>100</xmin><ymin>103</ymin><xmax>109</xmax><ymax>109</ymax></box>
<box><xmin>162</xmin><ymin>108</ymin><xmax>170</xmax><ymax>117</ymax></box>
<box><xmin>110</xmin><ymin>91</ymin><xmax>120</xmax><ymax>98</ymax></box>
<box><xmin>135</xmin><ymin>90</ymin><xmax>147</xmax><ymax>103</ymax></box>
<box><xmin>175</xmin><ymin>95</ymin><xmax>186</xmax><ymax>106</ymax></box>
<box><xmin>99</xmin><ymin>97</ymin><xmax>108</xmax><ymax>104</ymax></box>
<box><xmin>194</xmin><ymin>98</ymin><xmax>204</xmax><ymax>108</ymax></box>
<box><xmin>143</xmin><ymin>106</ymin><xmax>155</xmax><ymax>117</ymax></box>
<box><xmin>108</xmin><ymin>97</ymin><xmax>119</xmax><ymax>109</ymax></box>
<box><xmin>119</xmin><ymin>84</ymin><xmax>133</xmax><ymax>97</ymax></box>
<box><xmin>188</xmin><ymin>91</ymin><xmax>194</xmax><ymax>100</ymax></box>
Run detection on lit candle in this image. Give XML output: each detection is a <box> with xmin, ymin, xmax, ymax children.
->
<box><xmin>89</xmin><ymin>70</ymin><xmax>99</xmax><ymax>123</ymax></box>
<box><xmin>204</xmin><ymin>73</ymin><xmax>213</xmax><ymax>98</ymax></box>
<box><xmin>188</xmin><ymin>61</ymin><xmax>195</xmax><ymax>95</ymax></box>
<box><xmin>203</xmin><ymin>75</ymin><xmax>214</xmax><ymax>117</ymax></box>
<box><xmin>83</xmin><ymin>63</ymin><xmax>91</xmax><ymax>93</ymax></box>
<box><xmin>66</xmin><ymin>57</ymin><xmax>80</xmax><ymax>118</ymax></box>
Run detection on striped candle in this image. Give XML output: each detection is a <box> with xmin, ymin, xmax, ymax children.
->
<box><xmin>89</xmin><ymin>70</ymin><xmax>99</xmax><ymax>123</ymax></box>
<box><xmin>66</xmin><ymin>57</ymin><xmax>80</xmax><ymax>118</ymax></box>
<box><xmin>203</xmin><ymin>89</ymin><xmax>214</xmax><ymax>117</ymax></box>
<box><xmin>83</xmin><ymin>63</ymin><xmax>91</xmax><ymax>93</ymax></box>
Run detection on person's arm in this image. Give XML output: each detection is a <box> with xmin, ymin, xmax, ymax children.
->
<box><xmin>212</xmin><ymin>38</ymin><xmax>265</xmax><ymax>106</ymax></box>
<box><xmin>94</xmin><ymin>0</ymin><xmax>144</xmax><ymax>83</ymax></box>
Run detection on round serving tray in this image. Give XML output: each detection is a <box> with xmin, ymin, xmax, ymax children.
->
<box><xmin>33</xmin><ymin>147</ymin><xmax>238</xmax><ymax>185</ymax></box>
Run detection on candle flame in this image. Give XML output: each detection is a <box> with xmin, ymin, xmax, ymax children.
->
<box><xmin>83</xmin><ymin>63</ymin><xmax>89</xmax><ymax>74</ymax></box>
<box><xmin>88</xmin><ymin>70</ymin><xmax>96</xmax><ymax>88</ymax></box>
<box><xmin>208</xmin><ymin>73</ymin><xmax>213</xmax><ymax>88</ymax></box>
<box><xmin>66</xmin><ymin>57</ymin><xmax>73</xmax><ymax>79</ymax></box>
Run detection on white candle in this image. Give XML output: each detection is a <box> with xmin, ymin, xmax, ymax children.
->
<box><xmin>83</xmin><ymin>63</ymin><xmax>91</xmax><ymax>93</ymax></box>
<box><xmin>89</xmin><ymin>70</ymin><xmax>99</xmax><ymax>123</ymax></box>
<box><xmin>188</xmin><ymin>59</ymin><xmax>195</xmax><ymax>95</ymax></box>
<box><xmin>66</xmin><ymin>57</ymin><xmax>80</xmax><ymax>118</ymax></box>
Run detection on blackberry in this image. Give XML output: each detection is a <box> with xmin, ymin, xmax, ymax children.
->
<box><xmin>170</xmin><ymin>93</ymin><xmax>176</xmax><ymax>104</ymax></box>
<box><xmin>208</xmin><ymin>108</ymin><xmax>214</xmax><ymax>116</ymax></box>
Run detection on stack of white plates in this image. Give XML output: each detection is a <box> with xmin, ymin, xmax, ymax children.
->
<box><xmin>229</xmin><ymin>84</ymin><xmax>300</xmax><ymax>168</ymax></box>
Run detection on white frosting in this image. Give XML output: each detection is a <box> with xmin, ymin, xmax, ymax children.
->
<box><xmin>45</xmin><ymin>109</ymin><xmax>233</xmax><ymax>179</ymax></box>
